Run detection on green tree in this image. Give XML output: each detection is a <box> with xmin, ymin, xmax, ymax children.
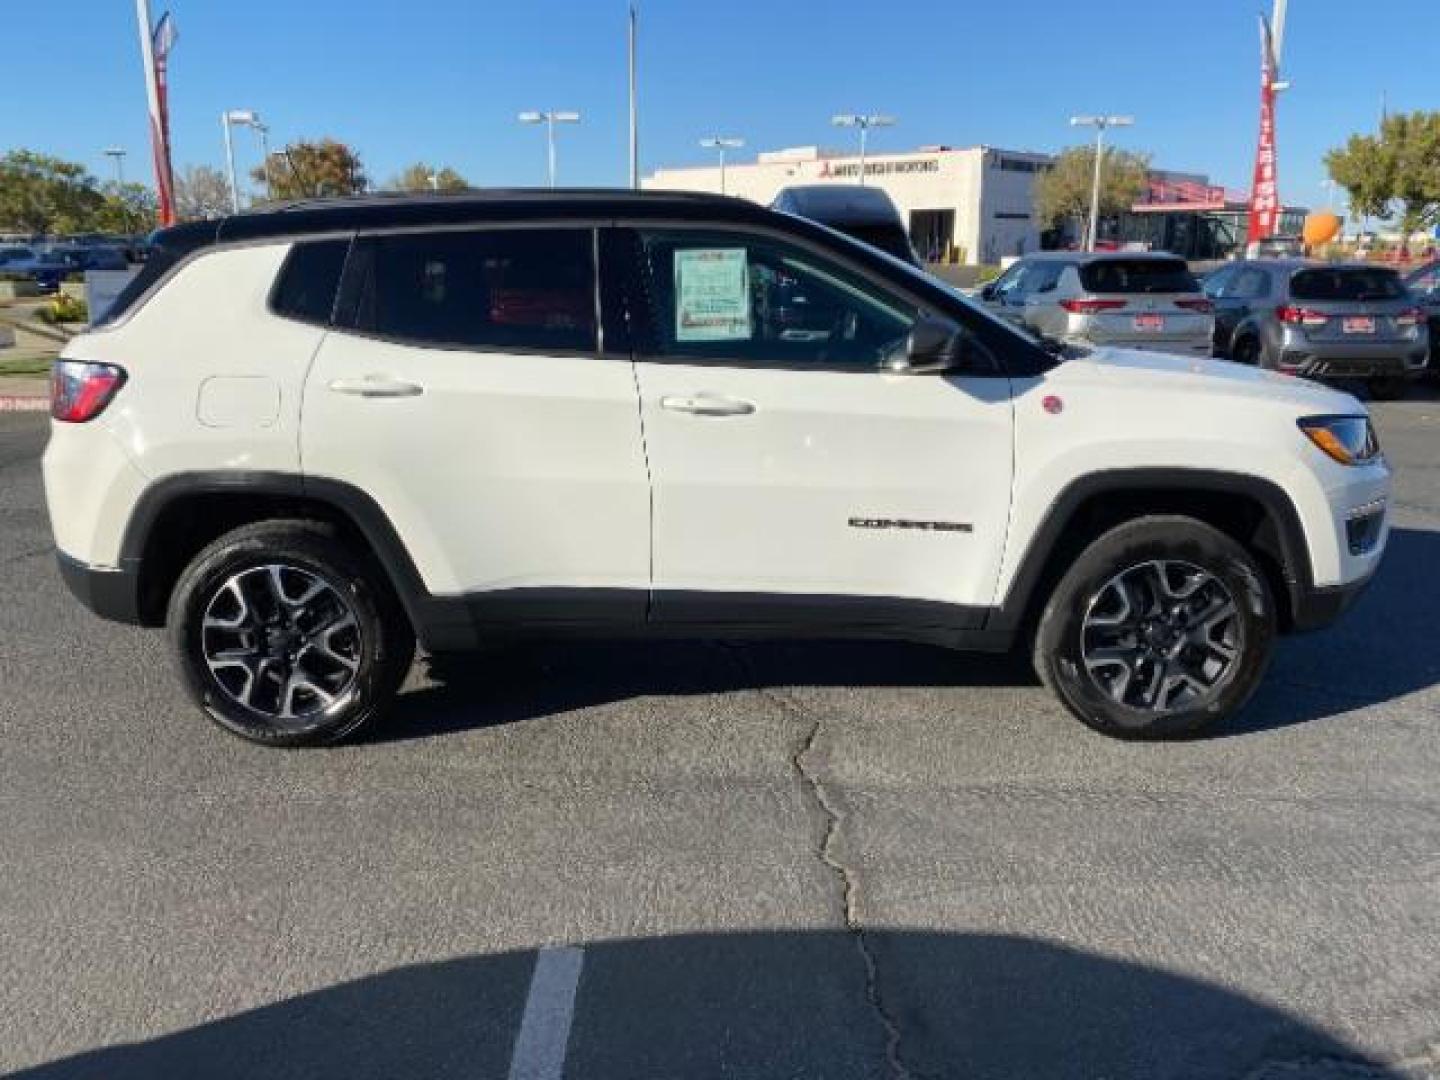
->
<box><xmin>174</xmin><ymin>164</ymin><xmax>232</xmax><ymax>221</ymax></box>
<box><xmin>384</xmin><ymin>162</ymin><xmax>468</xmax><ymax>192</ymax></box>
<box><xmin>94</xmin><ymin>182</ymin><xmax>158</xmax><ymax>234</ymax></box>
<box><xmin>253</xmin><ymin>139</ymin><xmax>367</xmax><ymax>201</ymax></box>
<box><xmin>1326</xmin><ymin>111</ymin><xmax>1440</xmax><ymax>243</ymax></box>
<box><xmin>0</xmin><ymin>150</ymin><xmax>106</xmax><ymax>233</ymax></box>
<box><xmin>1033</xmin><ymin>145</ymin><xmax>1150</xmax><ymax>234</ymax></box>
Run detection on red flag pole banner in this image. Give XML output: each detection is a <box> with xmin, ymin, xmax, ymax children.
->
<box><xmin>1246</xmin><ymin>15</ymin><xmax>1280</xmax><ymax>245</ymax></box>
<box><xmin>135</xmin><ymin>0</ymin><xmax>176</xmax><ymax>227</ymax></box>
<box><xmin>152</xmin><ymin>13</ymin><xmax>178</xmax><ymax>227</ymax></box>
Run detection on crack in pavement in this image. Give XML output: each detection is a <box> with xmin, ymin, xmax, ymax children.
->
<box><xmin>790</xmin><ymin>712</ymin><xmax>917</xmax><ymax>1080</ymax></box>
<box><xmin>709</xmin><ymin>643</ymin><xmax>918</xmax><ymax>1079</ymax></box>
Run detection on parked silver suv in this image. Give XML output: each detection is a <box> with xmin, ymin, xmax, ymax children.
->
<box><xmin>1205</xmin><ymin>260</ymin><xmax>1429</xmax><ymax>399</ymax></box>
<box><xmin>979</xmin><ymin>252</ymin><xmax>1213</xmax><ymax>357</ymax></box>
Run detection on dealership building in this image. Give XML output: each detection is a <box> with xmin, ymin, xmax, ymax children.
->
<box><xmin>645</xmin><ymin>145</ymin><xmax>1293</xmax><ymax>263</ymax></box>
<box><xmin>644</xmin><ymin>144</ymin><xmax>1056</xmax><ymax>265</ymax></box>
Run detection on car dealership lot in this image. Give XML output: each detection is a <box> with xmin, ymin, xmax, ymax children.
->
<box><xmin>2</xmin><ymin>401</ymin><xmax>1439</xmax><ymax>1079</ymax></box>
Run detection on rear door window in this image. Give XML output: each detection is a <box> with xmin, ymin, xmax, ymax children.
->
<box><xmin>1079</xmin><ymin>258</ymin><xmax>1199</xmax><ymax>294</ymax></box>
<box><xmin>348</xmin><ymin>228</ymin><xmax>596</xmax><ymax>352</ymax></box>
<box><xmin>1289</xmin><ymin>266</ymin><xmax>1404</xmax><ymax>302</ymax></box>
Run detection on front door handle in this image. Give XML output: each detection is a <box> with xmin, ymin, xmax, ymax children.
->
<box><xmin>660</xmin><ymin>394</ymin><xmax>756</xmax><ymax>417</ymax></box>
<box><xmin>328</xmin><ymin>375</ymin><xmax>424</xmax><ymax>398</ymax></box>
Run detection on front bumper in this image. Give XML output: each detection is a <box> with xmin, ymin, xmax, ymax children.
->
<box><xmin>1289</xmin><ymin>569</ymin><xmax>1377</xmax><ymax>632</ymax></box>
<box><xmin>56</xmin><ymin>551</ymin><xmax>144</xmax><ymax>624</ymax></box>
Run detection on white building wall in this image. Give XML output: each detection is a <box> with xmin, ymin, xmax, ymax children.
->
<box><xmin>644</xmin><ymin>145</ymin><xmax>1048</xmax><ymax>265</ymax></box>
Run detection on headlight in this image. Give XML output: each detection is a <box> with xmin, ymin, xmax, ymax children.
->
<box><xmin>1297</xmin><ymin>415</ymin><xmax>1381</xmax><ymax>466</ymax></box>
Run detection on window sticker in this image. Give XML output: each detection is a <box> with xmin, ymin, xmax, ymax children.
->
<box><xmin>674</xmin><ymin>248</ymin><xmax>751</xmax><ymax>342</ymax></box>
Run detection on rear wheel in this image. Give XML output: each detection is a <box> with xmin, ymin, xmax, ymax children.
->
<box><xmin>1366</xmin><ymin>376</ymin><xmax>1408</xmax><ymax>401</ymax></box>
<box><xmin>1033</xmin><ymin>516</ymin><xmax>1275</xmax><ymax>738</ymax></box>
<box><xmin>167</xmin><ymin>521</ymin><xmax>414</xmax><ymax>747</ymax></box>
<box><xmin>1230</xmin><ymin>335</ymin><xmax>1261</xmax><ymax>366</ymax></box>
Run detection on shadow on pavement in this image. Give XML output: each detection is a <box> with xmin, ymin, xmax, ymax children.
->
<box><xmin>8</xmin><ymin>930</ymin><xmax>1405</xmax><ymax>1080</ymax></box>
<box><xmin>378</xmin><ymin>526</ymin><xmax>1440</xmax><ymax>744</ymax></box>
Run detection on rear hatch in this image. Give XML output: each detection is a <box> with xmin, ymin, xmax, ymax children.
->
<box><xmin>1281</xmin><ymin>265</ymin><xmax>1418</xmax><ymax>344</ymax></box>
<box><xmin>1069</xmin><ymin>257</ymin><xmax>1211</xmax><ymax>345</ymax></box>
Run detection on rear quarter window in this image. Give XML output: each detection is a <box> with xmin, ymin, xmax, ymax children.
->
<box><xmin>1079</xmin><ymin>258</ymin><xmax>1199</xmax><ymax>294</ymax></box>
<box><xmin>270</xmin><ymin>238</ymin><xmax>351</xmax><ymax>325</ymax></box>
<box><xmin>1290</xmin><ymin>266</ymin><xmax>1404</xmax><ymax>302</ymax></box>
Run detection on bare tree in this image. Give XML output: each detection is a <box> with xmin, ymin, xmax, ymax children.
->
<box><xmin>174</xmin><ymin>165</ymin><xmax>232</xmax><ymax>221</ymax></box>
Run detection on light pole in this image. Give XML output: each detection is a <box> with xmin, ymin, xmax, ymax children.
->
<box><xmin>830</xmin><ymin>114</ymin><xmax>895</xmax><ymax>186</ymax></box>
<box><xmin>1069</xmin><ymin>114</ymin><xmax>1134</xmax><ymax>252</ymax></box>
<box><xmin>252</xmin><ymin>122</ymin><xmax>273</xmax><ymax>201</ymax></box>
<box><xmin>103</xmin><ymin>147</ymin><xmax>127</xmax><ymax>187</ymax></box>
<box><xmin>699</xmin><ymin>137</ymin><xmax>743</xmax><ymax>194</ymax></box>
<box><xmin>628</xmin><ymin>2</ymin><xmax>639</xmax><ymax>188</ymax></box>
<box><xmin>518</xmin><ymin>111</ymin><xmax>581</xmax><ymax>188</ymax></box>
<box><xmin>221</xmin><ymin>109</ymin><xmax>261</xmax><ymax>212</ymax></box>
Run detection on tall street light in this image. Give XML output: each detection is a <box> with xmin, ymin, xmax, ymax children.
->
<box><xmin>830</xmin><ymin>114</ymin><xmax>895</xmax><ymax>186</ymax></box>
<box><xmin>1070</xmin><ymin>114</ymin><xmax>1134</xmax><ymax>252</ymax></box>
<box><xmin>252</xmin><ymin>121</ymin><xmax>273</xmax><ymax>201</ymax></box>
<box><xmin>699</xmin><ymin>137</ymin><xmax>743</xmax><ymax>194</ymax></box>
<box><xmin>221</xmin><ymin>109</ymin><xmax>262</xmax><ymax>212</ymax></box>
<box><xmin>518</xmin><ymin>111</ymin><xmax>581</xmax><ymax>188</ymax></box>
<box><xmin>103</xmin><ymin>147</ymin><xmax>127</xmax><ymax>186</ymax></box>
<box><xmin>628</xmin><ymin>2</ymin><xmax>639</xmax><ymax>189</ymax></box>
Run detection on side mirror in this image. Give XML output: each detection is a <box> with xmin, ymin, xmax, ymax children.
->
<box><xmin>884</xmin><ymin>317</ymin><xmax>962</xmax><ymax>374</ymax></box>
<box><xmin>979</xmin><ymin>283</ymin><xmax>997</xmax><ymax>302</ymax></box>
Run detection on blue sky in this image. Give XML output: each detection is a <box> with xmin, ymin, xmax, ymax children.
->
<box><xmin>9</xmin><ymin>0</ymin><xmax>1437</xmax><ymax>209</ymax></box>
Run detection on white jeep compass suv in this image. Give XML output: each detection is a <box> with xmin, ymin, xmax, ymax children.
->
<box><xmin>43</xmin><ymin>191</ymin><xmax>1391</xmax><ymax>745</ymax></box>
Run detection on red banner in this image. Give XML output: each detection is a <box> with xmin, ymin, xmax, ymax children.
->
<box><xmin>1247</xmin><ymin>17</ymin><xmax>1280</xmax><ymax>244</ymax></box>
<box><xmin>152</xmin><ymin>53</ymin><xmax>176</xmax><ymax>226</ymax></box>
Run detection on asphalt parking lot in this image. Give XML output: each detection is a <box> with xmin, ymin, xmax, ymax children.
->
<box><xmin>2</xmin><ymin>399</ymin><xmax>1438</xmax><ymax>1080</ymax></box>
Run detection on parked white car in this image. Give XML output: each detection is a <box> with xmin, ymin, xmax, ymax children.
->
<box><xmin>978</xmin><ymin>252</ymin><xmax>1215</xmax><ymax>357</ymax></box>
<box><xmin>43</xmin><ymin>191</ymin><xmax>1389</xmax><ymax>745</ymax></box>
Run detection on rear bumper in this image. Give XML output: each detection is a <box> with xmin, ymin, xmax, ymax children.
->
<box><xmin>56</xmin><ymin>551</ymin><xmax>143</xmax><ymax>625</ymax></box>
<box><xmin>1276</xmin><ymin>339</ymin><xmax>1429</xmax><ymax>378</ymax></box>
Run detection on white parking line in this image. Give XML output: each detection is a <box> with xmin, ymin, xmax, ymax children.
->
<box><xmin>508</xmin><ymin>945</ymin><xmax>585</xmax><ymax>1080</ymax></box>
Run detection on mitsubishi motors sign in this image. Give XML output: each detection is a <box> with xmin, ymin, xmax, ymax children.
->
<box><xmin>815</xmin><ymin>158</ymin><xmax>940</xmax><ymax>180</ymax></box>
<box><xmin>1247</xmin><ymin>15</ymin><xmax>1281</xmax><ymax>244</ymax></box>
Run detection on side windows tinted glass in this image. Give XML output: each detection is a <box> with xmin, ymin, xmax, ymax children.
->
<box><xmin>1231</xmin><ymin>268</ymin><xmax>1270</xmax><ymax>300</ymax></box>
<box><xmin>635</xmin><ymin>230</ymin><xmax>918</xmax><ymax>368</ymax></box>
<box><xmin>271</xmin><ymin>238</ymin><xmax>350</xmax><ymax>325</ymax></box>
<box><xmin>354</xmin><ymin>228</ymin><xmax>596</xmax><ymax>352</ymax></box>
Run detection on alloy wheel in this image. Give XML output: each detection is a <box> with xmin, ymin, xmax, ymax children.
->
<box><xmin>1080</xmin><ymin>559</ymin><xmax>1242</xmax><ymax>714</ymax></box>
<box><xmin>200</xmin><ymin>564</ymin><xmax>362</xmax><ymax>723</ymax></box>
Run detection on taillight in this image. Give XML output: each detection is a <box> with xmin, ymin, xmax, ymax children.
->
<box><xmin>1395</xmin><ymin>306</ymin><xmax>1423</xmax><ymax>328</ymax></box>
<box><xmin>1276</xmin><ymin>305</ymin><xmax>1329</xmax><ymax>328</ymax></box>
<box><xmin>1060</xmin><ymin>298</ymin><xmax>1127</xmax><ymax>313</ymax></box>
<box><xmin>51</xmin><ymin>360</ymin><xmax>126</xmax><ymax>423</ymax></box>
<box><xmin>1175</xmin><ymin>298</ymin><xmax>1213</xmax><ymax>313</ymax></box>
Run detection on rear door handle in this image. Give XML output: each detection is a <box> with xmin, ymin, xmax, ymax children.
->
<box><xmin>660</xmin><ymin>394</ymin><xmax>756</xmax><ymax>417</ymax></box>
<box><xmin>328</xmin><ymin>376</ymin><xmax>424</xmax><ymax>398</ymax></box>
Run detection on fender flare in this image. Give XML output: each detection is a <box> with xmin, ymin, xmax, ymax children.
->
<box><xmin>986</xmin><ymin>467</ymin><xmax>1314</xmax><ymax>634</ymax></box>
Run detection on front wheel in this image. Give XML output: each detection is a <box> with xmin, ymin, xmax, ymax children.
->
<box><xmin>1033</xmin><ymin>517</ymin><xmax>1275</xmax><ymax>738</ymax></box>
<box><xmin>167</xmin><ymin>521</ymin><xmax>414</xmax><ymax>747</ymax></box>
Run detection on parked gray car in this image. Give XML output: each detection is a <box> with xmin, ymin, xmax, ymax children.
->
<box><xmin>978</xmin><ymin>252</ymin><xmax>1213</xmax><ymax>357</ymax></box>
<box><xmin>1404</xmin><ymin>259</ymin><xmax>1439</xmax><ymax>379</ymax></box>
<box><xmin>1204</xmin><ymin>259</ymin><xmax>1429</xmax><ymax>399</ymax></box>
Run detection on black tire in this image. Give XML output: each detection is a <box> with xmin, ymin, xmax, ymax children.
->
<box><xmin>1032</xmin><ymin>516</ymin><xmax>1275</xmax><ymax>739</ymax></box>
<box><xmin>166</xmin><ymin>520</ymin><xmax>414</xmax><ymax>747</ymax></box>
<box><xmin>1230</xmin><ymin>335</ymin><xmax>1261</xmax><ymax>366</ymax></box>
<box><xmin>1366</xmin><ymin>376</ymin><xmax>1408</xmax><ymax>401</ymax></box>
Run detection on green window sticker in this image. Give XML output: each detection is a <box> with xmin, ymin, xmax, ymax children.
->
<box><xmin>674</xmin><ymin>248</ymin><xmax>751</xmax><ymax>342</ymax></box>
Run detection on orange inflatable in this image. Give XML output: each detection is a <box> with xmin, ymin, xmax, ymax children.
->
<box><xmin>1303</xmin><ymin>211</ymin><xmax>1343</xmax><ymax>247</ymax></box>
